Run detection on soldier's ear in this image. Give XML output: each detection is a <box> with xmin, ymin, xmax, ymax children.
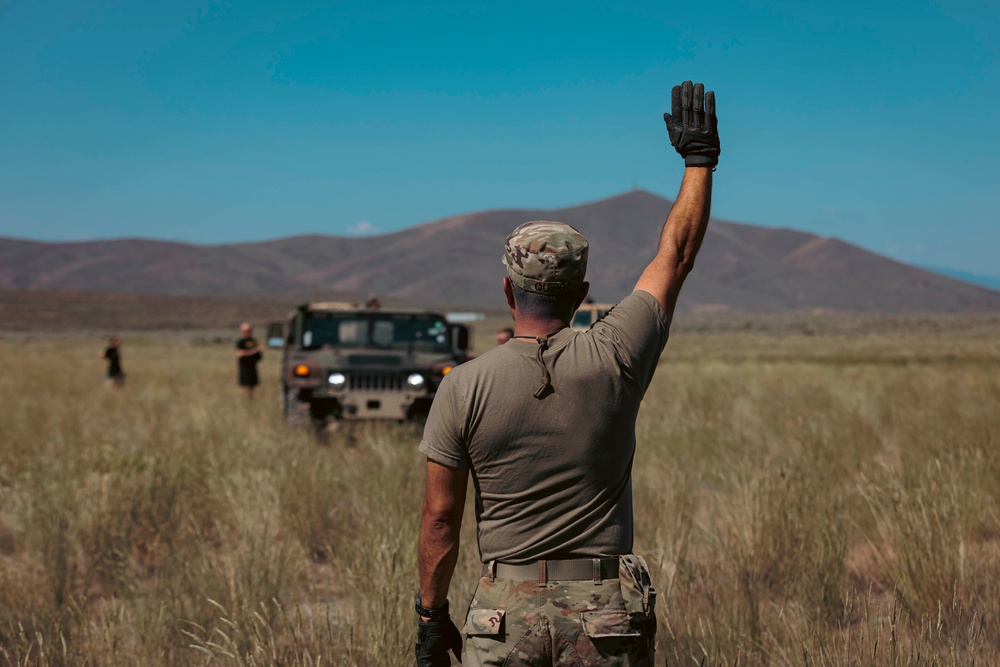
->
<box><xmin>574</xmin><ymin>282</ymin><xmax>590</xmax><ymax>310</ymax></box>
<box><xmin>503</xmin><ymin>276</ymin><xmax>516</xmax><ymax>310</ymax></box>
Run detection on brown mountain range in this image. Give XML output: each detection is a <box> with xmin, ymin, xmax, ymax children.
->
<box><xmin>1</xmin><ymin>190</ymin><xmax>998</xmax><ymax>313</ymax></box>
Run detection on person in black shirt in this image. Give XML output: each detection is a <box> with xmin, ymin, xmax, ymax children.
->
<box><xmin>102</xmin><ymin>336</ymin><xmax>125</xmax><ymax>388</ymax></box>
<box><xmin>235</xmin><ymin>322</ymin><xmax>263</xmax><ymax>399</ymax></box>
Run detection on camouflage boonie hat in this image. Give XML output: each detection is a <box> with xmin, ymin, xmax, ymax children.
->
<box><xmin>502</xmin><ymin>221</ymin><xmax>589</xmax><ymax>295</ymax></box>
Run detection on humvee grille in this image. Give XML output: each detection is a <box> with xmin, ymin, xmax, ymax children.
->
<box><xmin>349</xmin><ymin>372</ymin><xmax>404</xmax><ymax>391</ymax></box>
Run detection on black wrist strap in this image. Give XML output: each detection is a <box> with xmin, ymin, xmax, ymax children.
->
<box><xmin>415</xmin><ymin>595</ymin><xmax>449</xmax><ymax>620</ymax></box>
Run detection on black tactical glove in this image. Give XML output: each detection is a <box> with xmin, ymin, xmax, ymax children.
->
<box><xmin>415</xmin><ymin>616</ymin><xmax>462</xmax><ymax>666</ymax></box>
<box><xmin>663</xmin><ymin>80</ymin><xmax>720</xmax><ymax>168</ymax></box>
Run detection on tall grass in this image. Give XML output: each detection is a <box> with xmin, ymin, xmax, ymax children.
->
<box><xmin>0</xmin><ymin>326</ymin><xmax>997</xmax><ymax>665</ymax></box>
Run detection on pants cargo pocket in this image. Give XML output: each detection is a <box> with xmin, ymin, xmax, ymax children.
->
<box><xmin>580</xmin><ymin>611</ymin><xmax>641</xmax><ymax>639</ymax></box>
<box><xmin>463</xmin><ymin>608</ymin><xmax>505</xmax><ymax>639</ymax></box>
<box><xmin>581</xmin><ymin>610</ymin><xmax>652</xmax><ymax>666</ymax></box>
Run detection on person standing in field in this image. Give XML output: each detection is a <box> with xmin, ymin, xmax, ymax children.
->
<box><xmin>235</xmin><ymin>322</ymin><xmax>263</xmax><ymax>399</ymax></box>
<box><xmin>495</xmin><ymin>327</ymin><xmax>514</xmax><ymax>346</ymax></box>
<box><xmin>414</xmin><ymin>80</ymin><xmax>719</xmax><ymax>666</ymax></box>
<box><xmin>102</xmin><ymin>335</ymin><xmax>125</xmax><ymax>388</ymax></box>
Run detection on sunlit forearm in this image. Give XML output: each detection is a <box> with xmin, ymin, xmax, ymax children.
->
<box><xmin>418</xmin><ymin>506</ymin><xmax>462</xmax><ymax>609</ymax></box>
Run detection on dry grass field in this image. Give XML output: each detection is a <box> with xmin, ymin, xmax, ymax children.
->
<box><xmin>0</xmin><ymin>317</ymin><xmax>998</xmax><ymax>666</ymax></box>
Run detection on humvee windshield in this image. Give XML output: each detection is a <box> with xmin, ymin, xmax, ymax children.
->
<box><xmin>301</xmin><ymin>313</ymin><xmax>451</xmax><ymax>353</ymax></box>
<box><xmin>572</xmin><ymin>310</ymin><xmax>592</xmax><ymax>330</ymax></box>
<box><xmin>572</xmin><ymin>306</ymin><xmax>611</xmax><ymax>330</ymax></box>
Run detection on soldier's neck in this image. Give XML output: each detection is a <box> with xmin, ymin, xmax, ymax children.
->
<box><xmin>512</xmin><ymin>316</ymin><xmax>569</xmax><ymax>340</ymax></box>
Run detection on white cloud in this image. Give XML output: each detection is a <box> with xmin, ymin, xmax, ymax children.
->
<box><xmin>345</xmin><ymin>221</ymin><xmax>379</xmax><ymax>237</ymax></box>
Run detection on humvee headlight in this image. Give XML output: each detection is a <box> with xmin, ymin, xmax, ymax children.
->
<box><xmin>406</xmin><ymin>373</ymin><xmax>425</xmax><ymax>388</ymax></box>
<box><xmin>328</xmin><ymin>372</ymin><xmax>347</xmax><ymax>388</ymax></box>
<box><xmin>294</xmin><ymin>364</ymin><xmax>311</xmax><ymax>377</ymax></box>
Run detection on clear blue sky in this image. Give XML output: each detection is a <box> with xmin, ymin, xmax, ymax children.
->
<box><xmin>1</xmin><ymin>0</ymin><xmax>997</xmax><ymax>277</ymax></box>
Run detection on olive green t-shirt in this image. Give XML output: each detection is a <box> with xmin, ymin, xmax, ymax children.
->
<box><xmin>418</xmin><ymin>290</ymin><xmax>670</xmax><ymax>564</ymax></box>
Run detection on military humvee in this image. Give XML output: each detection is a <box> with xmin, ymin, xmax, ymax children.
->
<box><xmin>570</xmin><ymin>303</ymin><xmax>614</xmax><ymax>331</ymax></box>
<box><xmin>267</xmin><ymin>302</ymin><xmax>471</xmax><ymax>427</ymax></box>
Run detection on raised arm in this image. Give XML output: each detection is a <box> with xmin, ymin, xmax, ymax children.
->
<box><xmin>634</xmin><ymin>168</ymin><xmax>713</xmax><ymax>316</ymax></box>
<box><xmin>634</xmin><ymin>81</ymin><xmax>720</xmax><ymax>318</ymax></box>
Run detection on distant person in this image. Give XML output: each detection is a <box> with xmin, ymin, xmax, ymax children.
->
<box><xmin>495</xmin><ymin>327</ymin><xmax>513</xmax><ymax>346</ymax></box>
<box><xmin>102</xmin><ymin>336</ymin><xmax>125</xmax><ymax>388</ymax></box>
<box><xmin>235</xmin><ymin>322</ymin><xmax>262</xmax><ymax>399</ymax></box>
<box><xmin>366</xmin><ymin>295</ymin><xmax>381</xmax><ymax>310</ymax></box>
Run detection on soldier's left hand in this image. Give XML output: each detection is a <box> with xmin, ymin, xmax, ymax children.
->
<box><xmin>415</xmin><ymin>615</ymin><xmax>462</xmax><ymax>666</ymax></box>
<box><xmin>663</xmin><ymin>80</ymin><xmax>721</xmax><ymax>168</ymax></box>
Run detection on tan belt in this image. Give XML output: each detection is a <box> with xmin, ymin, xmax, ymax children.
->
<box><xmin>481</xmin><ymin>557</ymin><xmax>620</xmax><ymax>586</ymax></box>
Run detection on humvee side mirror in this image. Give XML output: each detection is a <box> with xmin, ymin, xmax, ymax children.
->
<box><xmin>266</xmin><ymin>322</ymin><xmax>285</xmax><ymax>349</ymax></box>
<box><xmin>452</xmin><ymin>325</ymin><xmax>470</xmax><ymax>353</ymax></box>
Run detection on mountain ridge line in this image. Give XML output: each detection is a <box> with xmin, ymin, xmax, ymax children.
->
<box><xmin>1</xmin><ymin>190</ymin><xmax>997</xmax><ymax>313</ymax></box>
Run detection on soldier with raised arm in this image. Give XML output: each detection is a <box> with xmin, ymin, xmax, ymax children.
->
<box><xmin>415</xmin><ymin>81</ymin><xmax>720</xmax><ymax>666</ymax></box>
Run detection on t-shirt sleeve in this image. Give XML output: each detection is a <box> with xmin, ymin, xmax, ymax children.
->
<box><xmin>418</xmin><ymin>373</ymin><xmax>471</xmax><ymax>469</ymax></box>
<box><xmin>589</xmin><ymin>290</ymin><xmax>671</xmax><ymax>392</ymax></box>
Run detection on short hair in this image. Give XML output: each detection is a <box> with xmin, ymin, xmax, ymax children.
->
<box><xmin>511</xmin><ymin>283</ymin><xmax>579</xmax><ymax>322</ymax></box>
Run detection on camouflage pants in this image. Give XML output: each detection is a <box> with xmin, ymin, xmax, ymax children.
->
<box><xmin>460</xmin><ymin>572</ymin><xmax>655</xmax><ymax>666</ymax></box>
